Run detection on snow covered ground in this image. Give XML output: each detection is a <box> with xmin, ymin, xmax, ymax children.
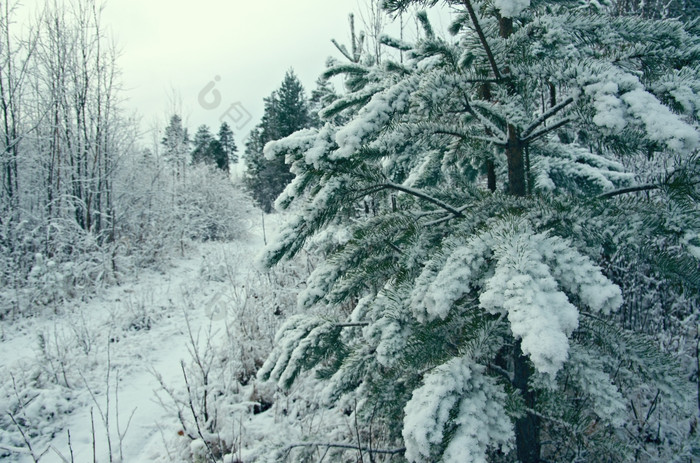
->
<box><xmin>0</xmin><ymin>213</ymin><xmax>303</xmax><ymax>462</ymax></box>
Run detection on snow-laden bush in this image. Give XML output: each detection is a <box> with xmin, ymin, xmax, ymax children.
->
<box><xmin>114</xmin><ymin>158</ymin><xmax>253</xmax><ymax>268</ymax></box>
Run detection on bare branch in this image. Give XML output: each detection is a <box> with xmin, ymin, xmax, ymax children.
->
<box><xmin>180</xmin><ymin>361</ymin><xmax>218</xmax><ymax>463</ymax></box>
<box><xmin>7</xmin><ymin>412</ymin><xmax>46</xmax><ymax>462</ymax></box>
<box><xmin>285</xmin><ymin>442</ymin><xmax>406</xmax><ymax>455</ymax></box>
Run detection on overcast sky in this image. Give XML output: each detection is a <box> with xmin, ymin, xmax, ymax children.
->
<box><xmin>19</xmin><ymin>1</ymin><xmax>454</xmax><ymax>145</ymax></box>
<box><xmin>101</xmin><ymin>1</ymin><xmax>359</xmax><ymax>141</ymax></box>
<box><xmin>100</xmin><ymin>1</ymin><xmax>457</xmax><ymax>143</ymax></box>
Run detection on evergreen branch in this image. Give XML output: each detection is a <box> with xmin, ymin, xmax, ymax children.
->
<box><xmin>521</xmin><ymin>97</ymin><xmax>574</xmax><ymax>138</ymax></box>
<box><xmin>386</xmin><ymin>240</ymin><xmax>404</xmax><ymax>255</ymax></box>
<box><xmin>522</xmin><ymin>406</ymin><xmax>574</xmax><ymax>431</ymax></box>
<box><xmin>522</xmin><ymin>118</ymin><xmax>572</xmax><ymax>143</ymax></box>
<box><xmin>380</xmin><ymin>34</ymin><xmax>413</xmax><ymax>51</ymax></box>
<box><xmin>462</xmin><ymin>0</ymin><xmax>501</xmax><ymax>79</ymax></box>
<box><xmin>331</xmin><ymin>39</ymin><xmax>355</xmax><ymax>63</ymax></box>
<box><xmin>488</xmin><ymin>363</ymin><xmax>513</xmax><ymax>382</ymax></box>
<box><xmin>463</xmin><ymin>77</ymin><xmax>503</xmax><ymax>83</ymax></box>
<box><xmin>382</xmin><ymin>182</ymin><xmax>465</xmax><ymax>217</ymax></box>
<box><xmin>284</xmin><ymin>442</ymin><xmax>406</xmax><ymax>455</ymax></box>
<box><xmin>472</xmin><ymin>135</ymin><xmax>508</xmax><ymax>146</ymax></box>
<box><xmin>470</xmin><ymin>101</ymin><xmax>507</xmax><ymax>139</ymax></box>
<box><xmin>433</xmin><ymin>127</ymin><xmax>504</xmax><ymax>146</ymax></box>
<box><xmin>434</xmin><ymin>129</ymin><xmax>466</xmax><ymax>139</ymax></box>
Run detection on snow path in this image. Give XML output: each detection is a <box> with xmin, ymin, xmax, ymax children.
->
<box><xmin>1</xmin><ymin>213</ymin><xmax>285</xmax><ymax>462</ymax></box>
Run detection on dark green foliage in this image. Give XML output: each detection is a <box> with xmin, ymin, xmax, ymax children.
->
<box><xmin>217</xmin><ymin>122</ymin><xmax>238</xmax><ymax>165</ymax></box>
<box><xmin>191</xmin><ymin>124</ymin><xmax>231</xmax><ymax>172</ymax></box>
<box><xmin>244</xmin><ymin>70</ymin><xmax>313</xmax><ymax>212</ymax></box>
<box><xmin>258</xmin><ymin>3</ymin><xmax>700</xmax><ymax>462</ymax></box>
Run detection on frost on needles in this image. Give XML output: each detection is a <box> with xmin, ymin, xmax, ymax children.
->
<box><xmin>258</xmin><ymin>1</ymin><xmax>700</xmax><ymax>461</ymax></box>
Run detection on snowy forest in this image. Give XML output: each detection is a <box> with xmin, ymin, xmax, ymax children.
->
<box><xmin>1</xmin><ymin>0</ymin><xmax>700</xmax><ymax>462</ymax></box>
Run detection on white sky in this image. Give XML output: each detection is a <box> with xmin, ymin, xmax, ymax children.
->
<box><xmin>103</xmin><ymin>0</ymin><xmax>364</xmax><ymax>142</ymax></box>
<box><xmin>19</xmin><ymin>0</ymin><xmax>455</xmax><ymax>145</ymax></box>
<box><xmin>100</xmin><ymin>1</ymin><xmax>456</xmax><ymax>144</ymax></box>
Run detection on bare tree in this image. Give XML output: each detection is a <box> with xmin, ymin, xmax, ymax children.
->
<box><xmin>0</xmin><ymin>1</ymin><xmax>39</xmax><ymax>221</ymax></box>
<box><xmin>32</xmin><ymin>0</ymin><xmax>123</xmax><ymax>242</ymax></box>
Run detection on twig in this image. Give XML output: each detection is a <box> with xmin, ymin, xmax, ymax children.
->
<box><xmin>336</xmin><ymin>322</ymin><xmax>370</xmax><ymax>328</ymax></box>
<box><xmin>353</xmin><ymin>399</ymin><xmax>364</xmax><ymax>463</ymax></box>
<box><xmin>49</xmin><ymin>444</ymin><xmax>71</xmax><ymax>463</ymax></box>
<box><xmin>423</xmin><ymin>204</ymin><xmax>471</xmax><ymax>227</ymax></box>
<box><xmin>155</xmin><ymin>423</ymin><xmax>176</xmax><ymax>461</ymax></box>
<box><xmin>114</xmin><ymin>369</ymin><xmax>137</xmax><ymax>461</ymax></box>
<box><xmin>67</xmin><ymin>429</ymin><xmax>75</xmax><ymax>463</ymax></box>
<box><xmin>181</xmin><ymin>361</ymin><xmax>219</xmax><ymax>462</ymax></box>
<box><xmin>90</xmin><ymin>408</ymin><xmax>96</xmax><ymax>463</ymax></box>
<box><xmin>0</xmin><ymin>443</ymin><xmax>31</xmax><ymax>454</ymax></box>
<box><xmin>7</xmin><ymin>412</ymin><xmax>47</xmax><ymax>462</ymax></box>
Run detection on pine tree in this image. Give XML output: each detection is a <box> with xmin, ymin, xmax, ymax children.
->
<box><xmin>217</xmin><ymin>122</ymin><xmax>238</xmax><ymax>165</ymax></box>
<box><xmin>161</xmin><ymin>114</ymin><xmax>191</xmax><ymax>175</ymax></box>
<box><xmin>191</xmin><ymin>124</ymin><xmax>230</xmax><ymax>172</ymax></box>
<box><xmin>191</xmin><ymin>125</ymin><xmax>215</xmax><ymax>165</ymax></box>
<box><xmin>258</xmin><ymin>2</ymin><xmax>699</xmax><ymax>461</ymax></box>
<box><xmin>245</xmin><ymin>70</ymin><xmax>313</xmax><ymax>213</ymax></box>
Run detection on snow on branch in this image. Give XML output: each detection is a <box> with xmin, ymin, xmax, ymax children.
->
<box><xmin>581</xmin><ymin>68</ymin><xmax>699</xmax><ymax>153</ymax></box>
<box><xmin>403</xmin><ymin>358</ymin><xmax>514</xmax><ymax>463</ymax></box>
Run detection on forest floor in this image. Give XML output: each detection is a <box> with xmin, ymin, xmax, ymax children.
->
<box><xmin>1</xmin><ymin>212</ymin><xmax>291</xmax><ymax>462</ymax></box>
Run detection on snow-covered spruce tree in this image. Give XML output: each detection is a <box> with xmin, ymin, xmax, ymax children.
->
<box><xmin>258</xmin><ymin>2</ymin><xmax>699</xmax><ymax>462</ymax></box>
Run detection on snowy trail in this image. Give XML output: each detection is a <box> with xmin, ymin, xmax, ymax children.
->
<box><xmin>41</xmin><ymin>254</ymin><xmax>207</xmax><ymax>463</ymax></box>
<box><xmin>1</xmin><ymin>214</ymin><xmax>281</xmax><ymax>463</ymax></box>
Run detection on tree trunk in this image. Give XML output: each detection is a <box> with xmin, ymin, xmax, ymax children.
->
<box><xmin>506</xmin><ymin>124</ymin><xmax>526</xmax><ymax>197</ymax></box>
<box><xmin>487</xmin><ymin>160</ymin><xmax>496</xmax><ymax>192</ymax></box>
<box><xmin>514</xmin><ymin>341</ymin><xmax>541</xmax><ymax>463</ymax></box>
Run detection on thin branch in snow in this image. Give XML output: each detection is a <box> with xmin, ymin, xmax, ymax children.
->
<box><xmin>7</xmin><ymin>412</ymin><xmax>48</xmax><ymax>462</ymax></box>
<box><xmin>423</xmin><ymin>204</ymin><xmax>471</xmax><ymax>227</ymax></box>
<box><xmin>49</xmin><ymin>444</ymin><xmax>71</xmax><ymax>463</ymax></box>
<box><xmin>180</xmin><ymin>361</ymin><xmax>218</xmax><ymax>463</ymax></box>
